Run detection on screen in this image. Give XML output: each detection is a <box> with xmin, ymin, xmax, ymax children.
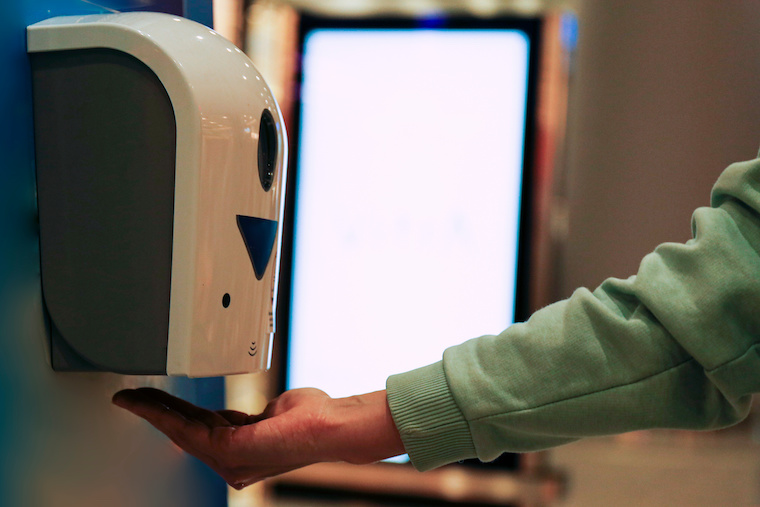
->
<box><xmin>285</xmin><ymin>27</ymin><xmax>532</xmax><ymax>400</ymax></box>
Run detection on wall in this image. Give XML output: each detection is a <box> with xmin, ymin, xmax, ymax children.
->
<box><xmin>0</xmin><ymin>1</ymin><xmax>225</xmax><ymax>506</ymax></box>
<box><xmin>559</xmin><ymin>0</ymin><xmax>760</xmax><ymax>294</ymax></box>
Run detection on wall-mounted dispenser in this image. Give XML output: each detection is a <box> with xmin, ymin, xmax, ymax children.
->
<box><xmin>28</xmin><ymin>12</ymin><xmax>288</xmax><ymax>377</ymax></box>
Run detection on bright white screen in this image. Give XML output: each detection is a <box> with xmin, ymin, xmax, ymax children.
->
<box><xmin>288</xmin><ymin>29</ymin><xmax>530</xmax><ymax>398</ymax></box>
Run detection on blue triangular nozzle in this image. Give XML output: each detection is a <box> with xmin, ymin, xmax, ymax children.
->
<box><xmin>237</xmin><ymin>215</ymin><xmax>278</xmax><ymax>280</ymax></box>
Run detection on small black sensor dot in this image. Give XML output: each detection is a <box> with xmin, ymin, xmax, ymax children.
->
<box><xmin>222</xmin><ymin>293</ymin><xmax>231</xmax><ymax>308</ymax></box>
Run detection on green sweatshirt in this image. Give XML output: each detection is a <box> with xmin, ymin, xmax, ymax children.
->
<box><xmin>386</xmin><ymin>157</ymin><xmax>760</xmax><ymax>472</ymax></box>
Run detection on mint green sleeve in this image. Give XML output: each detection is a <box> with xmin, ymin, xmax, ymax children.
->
<box><xmin>386</xmin><ymin>158</ymin><xmax>760</xmax><ymax>472</ymax></box>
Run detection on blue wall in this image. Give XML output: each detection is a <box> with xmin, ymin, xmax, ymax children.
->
<box><xmin>0</xmin><ymin>1</ymin><xmax>224</xmax><ymax>505</ymax></box>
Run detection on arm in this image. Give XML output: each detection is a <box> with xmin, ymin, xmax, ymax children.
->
<box><xmin>388</xmin><ymin>157</ymin><xmax>760</xmax><ymax>471</ymax></box>
<box><xmin>112</xmin><ymin>387</ymin><xmax>404</xmax><ymax>489</ymax></box>
<box><xmin>115</xmin><ymin>157</ymin><xmax>760</xmax><ymax>485</ymax></box>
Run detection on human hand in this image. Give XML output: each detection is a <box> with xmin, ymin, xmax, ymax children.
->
<box><xmin>112</xmin><ymin>387</ymin><xmax>404</xmax><ymax>489</ymax></box>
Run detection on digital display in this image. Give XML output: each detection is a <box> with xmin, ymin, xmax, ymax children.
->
<box><xmin>286</xmin><ymin>28</ymin><xmax>531</xmax><ymax>400</ymax></box>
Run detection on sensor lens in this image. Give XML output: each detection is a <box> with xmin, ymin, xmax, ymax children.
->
<box><xmin>258</xmin><ymin>109</ymin><xmax>277</xmax><ymax>191</ymax></box>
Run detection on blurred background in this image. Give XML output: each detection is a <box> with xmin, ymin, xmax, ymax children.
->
<box><xmin>4</xmin><ymin>0</ymin><xmax>760</xmax><ymax>506</ymax></box>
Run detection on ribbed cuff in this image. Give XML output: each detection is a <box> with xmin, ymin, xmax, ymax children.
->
<box><xmin>386</xmin><ymin>361</ymin><xmax>477</xmax><ymax>471</ymax></box>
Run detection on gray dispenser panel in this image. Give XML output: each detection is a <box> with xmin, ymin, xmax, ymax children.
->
<box><xmin>32</xmin><ymin>48</ymin><xmax>176</xmax><ymax>374</ymax></box>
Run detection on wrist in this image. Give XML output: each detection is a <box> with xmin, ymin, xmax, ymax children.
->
<box><xmin>324</xmin><ymin>390</ymin><xmax>405</xmax><ymax>465</ymax></box>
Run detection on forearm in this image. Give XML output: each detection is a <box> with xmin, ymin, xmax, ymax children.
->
<box><xmin>389</xmin><ymin>158</ymin><xmax>760</xmax><ymax>470</ymax></box>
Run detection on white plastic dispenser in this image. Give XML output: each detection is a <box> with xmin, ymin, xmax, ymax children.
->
<box><xmin>28</xmin><ymin>13</ymin><xmax>288</xmax><ymax>376</ymax></box>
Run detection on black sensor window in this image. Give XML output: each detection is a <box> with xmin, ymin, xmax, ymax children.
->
<box><xmin>258</xmin><ymin>109</ymin><xmax>277</xmax><ymax>191</ymax></box>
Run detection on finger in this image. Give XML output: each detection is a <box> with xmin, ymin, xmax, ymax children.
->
<box><xmin>113</xmin><ymin>390</ymin><xmax>211</xmax><ymax>448</ymax></box>
<box><xmin>116</xmin><ymin>397</ymin><xmax>240</xmax><ymax>483</ymax></box>
<box><xmin>115</xmin><ymin>388</ymin><xmax>231</xmax><ymax>428</ymax></box>
<box><xmin>216</xmin><ymin>409</ymin><xmax>251</xmax><ymax>426</ymax></box>
<box><xmin>244</xmin><ymin>411</ymin><xmax>270</xmax><ymax>425</ymax></box>
<box><xmin>112</xmin><ymin>392</ymin><xmax>224</xmax><ymax>457</ymax></box>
